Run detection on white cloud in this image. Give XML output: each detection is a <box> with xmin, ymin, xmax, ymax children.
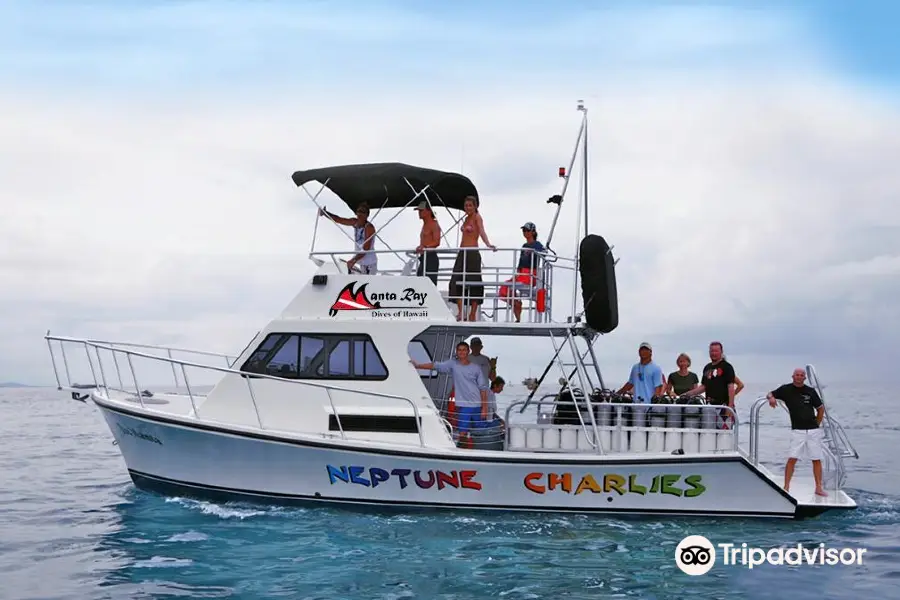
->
<box><xmin>1</xmin><ymin>6</ymin><xmax>898</xmax><ymax>390</ymax></box>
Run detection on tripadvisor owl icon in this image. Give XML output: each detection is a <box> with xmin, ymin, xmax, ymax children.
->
<box><xmin>675</xmin><ymin>535</ymin><xmax>716</xmax><ymax>575</ymax></box>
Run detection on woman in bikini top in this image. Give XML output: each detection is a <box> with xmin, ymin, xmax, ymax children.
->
<box><xmin>460</xmin><ymin>196</ymin><xmax>495</xmax><ymax>250</ymax></box>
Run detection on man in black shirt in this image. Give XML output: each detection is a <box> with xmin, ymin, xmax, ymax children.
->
<box><xmin>682</xmin><ymin>341</ymin><xmax>736</xmax><ymax>426</ymax></box>
<box><xmin>767</xmin><ymin>368</ymin><xmax>827</xmax><ymax>496</ymax></box>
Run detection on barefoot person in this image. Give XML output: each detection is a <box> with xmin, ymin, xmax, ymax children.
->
<box><xmin>767</xmin><ymin>368</ymin><xmax>827</xmax><ymax>496</ymax></box>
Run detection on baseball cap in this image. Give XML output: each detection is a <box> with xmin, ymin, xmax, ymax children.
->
<box><xmin>521</xmin><ymin>222</ymin><xmax>536</xmax><ymax>232</ymax></box>
<box><xmin>414</xmin><ymin>200</ymin><xmax>430</xmax><ymax>210</ymax></box>
<box><xmin>470</xmin><ymin>337</ymin><xmax>483</xmax><ymax>346</ymax></box>
<box><xmin>639</xmin><ymin>342</ymin><xmax>652</xmax><ymax>351</ymax></box>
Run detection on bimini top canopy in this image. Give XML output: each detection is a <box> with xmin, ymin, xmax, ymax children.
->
<box><xmin>291</xmin><ymin>162</ymin><xmax>479</xmax><ymax>212</ymax></box>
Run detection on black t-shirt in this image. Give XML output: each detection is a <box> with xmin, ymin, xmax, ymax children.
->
<box><xmin>770</xmin><ymin>384</ymin><xmax>822</xmax><ymax>430</ymax></box>
<box><xmin>701</xmin><ymin>360</ymin><xmax>735</xmax><ymax>405</ymax></box>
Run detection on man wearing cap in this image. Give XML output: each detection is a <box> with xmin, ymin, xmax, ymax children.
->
<box><xmin>414</xmin><ymin>200</ymin><xmax>441</xmax><ymax>285</ymax></box>
<box><xmin>616</xmin><ymin>342</ymin><xmax>665</xmax><ymax>403</ymax></box>
<box><xmin>500</xmin><ymin>221</ymin><xmax>546</xmax><ymax>322</ymax></box>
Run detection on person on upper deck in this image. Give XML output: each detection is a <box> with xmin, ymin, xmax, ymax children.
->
<box><xmin>448</xmin><ymin>195</ymin><xmax>496</xmax><ymax>322</ymax></box>
<box><xmin>319</xmin><ymin>203</ymin><xmax>377</xmax><ymax>274</ymax></box>
<box><xmin>665</xmin><ymin>353</ymin><xmax>700</xmax><ymax>397</ymax></box>
<box><xmin>499</xmin><ymin>222</ymin><xmax>546</xmax><ymax>322</ymax></box>
<box><xmin>410</xmin><ymin>341</ymin><xmax>489</xmax><ymax>448</ymax></box>
<box><xmin>616</xmin><ymin>342</ymin><xmax>665</xmax><ymax>403</ymax></box>
<box><xmin>414</xmin><ymin>200</ymin><xmax>441</xmax><ymax>285</ymax></box>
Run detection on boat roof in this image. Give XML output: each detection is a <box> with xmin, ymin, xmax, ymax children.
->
<box><xmin>291</xmin><ymin>162</ymin><xmax>479</xmax><ymax>212</ymax></box>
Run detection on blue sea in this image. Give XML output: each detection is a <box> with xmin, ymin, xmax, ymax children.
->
<box><xmin>1</xmin><ymin>383</ymin><xmax>898</xmax><ymax>600</ymax></box>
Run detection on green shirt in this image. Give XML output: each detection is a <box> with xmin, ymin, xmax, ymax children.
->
<box><xmin>668</xmin><ymin>371</ymin><xmax>699</xmax><ymax>395</ymax></box>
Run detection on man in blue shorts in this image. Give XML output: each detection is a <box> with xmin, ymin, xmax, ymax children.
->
<box><xmin>410</xmin><ymin>341</ymin><xmax>489</xmax><ymax>447</ymax></box>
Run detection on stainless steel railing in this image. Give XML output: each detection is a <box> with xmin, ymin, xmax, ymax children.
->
<box><xmin>503</xmin><ymin>397</ymin><xmax>740</xmax><ymax>453</ymax></box>
<box><xmin>307</xmin><ymin>246</ymin><xmax>575</xmax><ymax>324</ymax></box>
<box><xmin>45</xmin><ymin>333</ymin><xmax>429</xmax><ymax>447</ymax></box>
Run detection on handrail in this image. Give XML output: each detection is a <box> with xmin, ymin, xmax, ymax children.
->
<box><xmin>74</xmin><ymin>336</ymin><xmax>237</xmax><ymax>364</ymax></box>
<box><xmin>45</xmin><ymin>334</ymin><xmax>428</xmax><ymax>447</ymax></box>
<box><xmin>308</xmin><ymin>245</ymin><xmax>569</xmax><ymax>324</ymax></box>
<box><xmin>505</xmin><ymin>398</ymin><xmax>740</xmax><ymax>452</ymax></box>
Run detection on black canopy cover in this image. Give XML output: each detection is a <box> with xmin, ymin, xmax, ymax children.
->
<box><xmin>291</xmin><ymin>162</ymin><xmax>479</xmax><ymax>212</ymax></box>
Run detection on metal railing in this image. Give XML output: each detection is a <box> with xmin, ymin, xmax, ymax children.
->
<box><xmin>45</xmin><ymin>333</ymin><xmax>428</xmax><ymax>447</ymax></box>
<box><xmin>503</xmin><ymin>396</ymin><xmax>740</xmax><ymax>454</ymax></box>
<box><xmin>307</xmin><ymin>245</ymin><xmax>576</xmax><ymax>324</ymax></box>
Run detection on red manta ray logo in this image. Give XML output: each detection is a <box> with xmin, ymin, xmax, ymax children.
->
<box><xmin>329</xmin><ymin>282</ymin><xmax>381</xmax><ymax>316</ymax></box>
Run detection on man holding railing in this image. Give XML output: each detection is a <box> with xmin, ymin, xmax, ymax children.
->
<box><xmin>767</xmin><ymin>368</ymin><xmax>827</xmax><ymax>496</ymax></box>
<box><xmin>319</xmin><ymin>203</ymin><xmax>378</xmax><ymax>274</ymax></box>
<box><xmin>410</xmin><ymin>341</ymin><xmax>489</xmax><ymax>447</ymax></box>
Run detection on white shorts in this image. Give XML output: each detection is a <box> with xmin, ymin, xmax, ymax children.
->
<box><xmin>788</xmin><ymin>427</ymin><xmax>825</xmax><ymax>461</ymax></box>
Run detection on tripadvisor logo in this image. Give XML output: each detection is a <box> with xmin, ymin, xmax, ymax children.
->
<box><xmin>675</xmin><ymin>535</ymin><xmax>716</xmax><ymax>575</ymax></box>
<box><xmin>674</xmin><ymin>535</ymin><xmax>868</xmax><ymax>574</ymax></box>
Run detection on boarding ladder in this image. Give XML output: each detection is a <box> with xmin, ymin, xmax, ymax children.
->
<box><xmin>544</xmin><ymin>327</ymin><xmax>606</xmax><ymax>453</ymax></box>
<box><xmin>806</xmin><ymin>364</ymin><xmax>858</xmax><ymax>489</ymax></box>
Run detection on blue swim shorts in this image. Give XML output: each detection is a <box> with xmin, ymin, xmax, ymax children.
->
<box><xmin>455</xmin><ymin>406</ymin><xmax>483</xmax><ymax>433</ymax></box>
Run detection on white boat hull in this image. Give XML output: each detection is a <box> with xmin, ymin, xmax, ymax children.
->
<box><xmin>96</xmin><ymin>399</ymin><xmax>838</xmax><ymax>520</ymax></box>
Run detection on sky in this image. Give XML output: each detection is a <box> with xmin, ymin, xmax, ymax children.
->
<box><xmin>1</xmin><ymin>0</ymin><xmax>898</xmax><ymax>388</ymax></box>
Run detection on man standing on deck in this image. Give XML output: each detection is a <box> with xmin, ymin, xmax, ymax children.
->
<box><xmin>767</xmin><ymin>368</ymin><xmax>827</xmax><ymax>496</ymax></box>
<box><xmin>468</xmin><ymin>337</ymin><xmax>494</xmax><ymax>384</ymax></box>
<box><xmin>616</xmin><ymin>342</ymin><xmax>664</xmax><ymax>403</ymax></box>
<box><xmin>414</xmin><ymin>200</ymin><xmax>441</xmax><ymax>285</ymax></box>
<box><xmin>410</xmin><ymin>341</ymin><xmax>489</xmax><ymax>447</ymax></box>
<box><xmin>683</xmin><ymin>341</ymin><xmax>736</xmax><ymax>426</ymax></box>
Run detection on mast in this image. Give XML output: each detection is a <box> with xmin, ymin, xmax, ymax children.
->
<box><xmin>570</xmin><ymin>100</ymin><xmax>588</xmax><ymax>320</ymax></box>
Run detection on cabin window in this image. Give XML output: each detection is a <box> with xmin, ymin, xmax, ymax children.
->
<box><xmin>240</xmin><ymin>333</ymin><xmax>388</xmax><ymax>381</ymax></box>
<box><xmin>407</xmin><ymin>339</ymin><xmax>434</xmax><ymax>378</ymax></box>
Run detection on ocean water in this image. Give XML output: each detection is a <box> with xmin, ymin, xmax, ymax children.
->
<box><xmin>1</xmin><ymin>384</ymin><xmax>898</xmax><ymax>600</ymax></box>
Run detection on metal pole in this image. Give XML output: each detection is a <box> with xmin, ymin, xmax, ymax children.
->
<box><xmin>46</xmin><ymin>334</ymin><xmax>62</xmax><ymax>390</ymax></box>
<box><xmin>167</xmin><ymin>349</ymin><xmax>180</xmax><ymax>390</ymax></box>
<box><xmin>545</xmin><ymin>113</ymin><xmax>586</xmax><ymax>249</ymax></box>
<box><xmin>126</xmin><ymin>353</ymin><xmax>146</xmax><ymax>409</ymax></box>
<box><xmin>582</xmin><ymin>102</ymin><xmax>589</xmax><ymax>238</ymax></box>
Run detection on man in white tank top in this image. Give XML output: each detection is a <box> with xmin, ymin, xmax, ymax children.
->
<box><xmin>319</xmin><ymin>203</ymin><xmax>378</xmax><ymax>274</ymax></box>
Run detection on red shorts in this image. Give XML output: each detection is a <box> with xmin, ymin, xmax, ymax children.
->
<box><xmin>500</xmin><ymin>268</ymin><xmax>539</xmax><ymax>300</ymax></box>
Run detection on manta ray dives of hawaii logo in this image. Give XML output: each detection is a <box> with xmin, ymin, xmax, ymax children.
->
<box><xmin>328</xmin><ymin>282</ymin><xmax>429</xmax><ymax>318</ymax></box>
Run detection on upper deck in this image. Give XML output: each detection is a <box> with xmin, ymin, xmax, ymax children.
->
<box><xmin>294</xmin><ymin>155</ymin><xmax>619</xmax><ymax>334</ymax></box>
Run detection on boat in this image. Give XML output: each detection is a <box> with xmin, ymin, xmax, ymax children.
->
<box><xmin>43</xmin><ymin>101</ymin><xmax>859</xmax><ymax>519</ymax></box>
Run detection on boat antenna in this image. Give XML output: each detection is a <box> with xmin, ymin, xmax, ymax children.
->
<box><xmin>544</xmin><ymin>101</ymin><xmax>588</xmax><ymax>249</ymax></box>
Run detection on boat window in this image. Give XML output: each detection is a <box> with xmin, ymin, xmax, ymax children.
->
<box><xmin>240</xmin><ymin>333</ymin><xmax>388</xmax><ymax>381</ymax></box>
<box><xmin>407</xmin><ymin>340</ymin><xmax>434</xmax><ymax>378</ymax></box>
<box><xmin>328</xmin><ymin>340</ymin><xmax>352</xmax><ymax>376</ymax></box>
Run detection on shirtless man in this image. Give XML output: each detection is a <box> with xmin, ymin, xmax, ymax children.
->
<box><xmin>414</xmin><ymin>200</ymin><xmax>441</xmax><ymax>285</ymax></box>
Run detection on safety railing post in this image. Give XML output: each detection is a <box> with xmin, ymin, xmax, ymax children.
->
<box><xmin>83</xmin><ymin>342</ymin><xmax>99</xmax><ymax>388</ymax></box>
<box><xmin>180</xmin><ymin>364</ymin><xmax>199</xmax><ymax>417</ymax></box>
<box><xmin>46</xmin><ymin>335</ymin><xmax>62</xmax><ymax>390</ymax></box>
<box><xmin>167</xmin><ymin>349</ymin><xmax>180</xmax><ymax>390</ymax></box>
<box><xmin>125</xmin><ymin>353</ymin><xmax>146</xmax><ymax>409</ymax></box>
<box><xmin>244</xmin><ymin>376</ymin><xmax>264</xmax><ymax>429</ymax></box>
<box><xmin>94</xmin><ymin>346</ymin><xmax>109</xmax><ymax>390</ymax></box>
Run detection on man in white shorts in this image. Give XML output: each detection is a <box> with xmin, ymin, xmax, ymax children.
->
<box><xmin>767</xmin><ymin>368</ymin><xmax>827</xmax><ymax>496</ymax></box>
